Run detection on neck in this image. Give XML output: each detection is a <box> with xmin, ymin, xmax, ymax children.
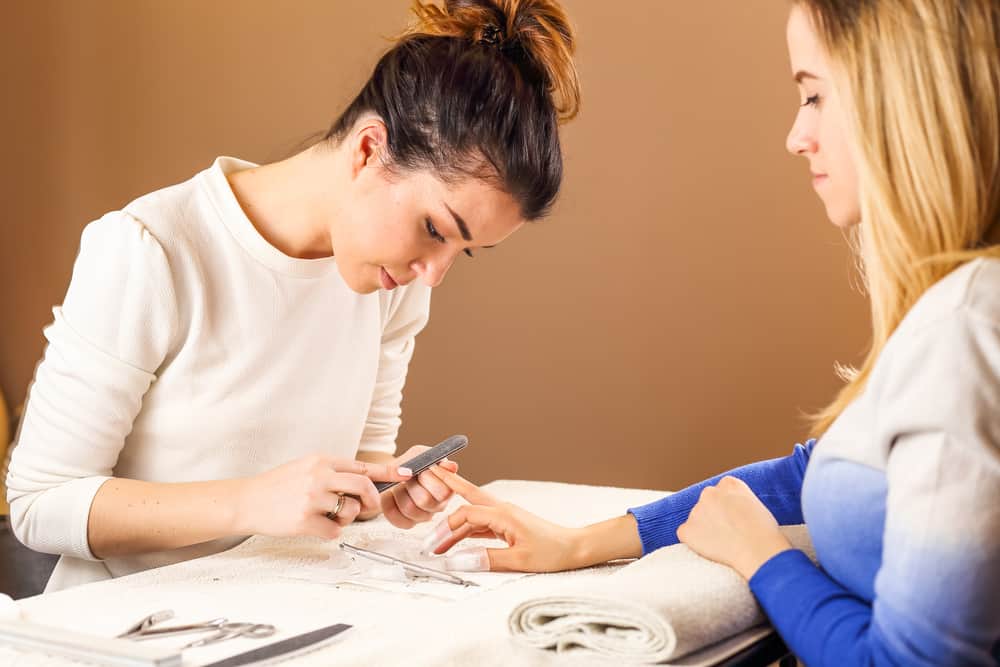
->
<box><xmin>227</xmin><ymin>143</ymin><xmax>342</xmax><ymax>259</ymax></box>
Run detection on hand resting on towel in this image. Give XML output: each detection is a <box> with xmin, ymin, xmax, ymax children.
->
<box><xmin>425</xmin><ymin>468</ymin><xmax>794</xmax><ymax>580</ymax></box>
<box><xmin>421</xmin><ymin>467</ymin><xmax>643</xmax><ymax>572</ymax></box>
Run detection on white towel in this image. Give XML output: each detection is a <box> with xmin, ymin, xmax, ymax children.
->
<box><xmin>509</xmin><ymin>524</ymin><xmax>814</xmax><ymax>664</ymax></box>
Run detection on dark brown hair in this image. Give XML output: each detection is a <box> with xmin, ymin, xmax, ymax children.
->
<box><xmin>325</xmin><ymin>0</ymin><xmax>580</xmax><ymax>221</ymax></box>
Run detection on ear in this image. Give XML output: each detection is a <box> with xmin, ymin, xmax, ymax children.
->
<box><xmin>348</xmin><ymin>118</ymin><xmax>388</xmax><ymax>180</ymax></box>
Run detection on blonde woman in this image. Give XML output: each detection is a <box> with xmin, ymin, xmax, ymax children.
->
<box><xmin>425</xmin><ymin>1</ymin><xmax>1000</xmax><ymax>664</ymax></box>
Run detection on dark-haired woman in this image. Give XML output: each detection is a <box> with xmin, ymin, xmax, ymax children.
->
<box><xmin>6</xmin><ymin>0</ymin><xmax>580</xmax><ymax>591</ymax></box>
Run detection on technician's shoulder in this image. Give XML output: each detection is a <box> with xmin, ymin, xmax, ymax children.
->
<box><xmin>116</xmin><ymin>162</ymin><xmax>221</xmax><ymax>260</ymax></box>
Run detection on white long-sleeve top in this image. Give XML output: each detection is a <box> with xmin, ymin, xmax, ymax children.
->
<box><xmin>6</xmin><ymin>157</ymin><xmax>431</xmax><ymax>591</ymax></box>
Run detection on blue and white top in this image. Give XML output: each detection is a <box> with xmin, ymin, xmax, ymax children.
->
<box><xmin>630</xmin><ymin>258</ymin><xmax>1000</xmax><ymax>666</ymax></box>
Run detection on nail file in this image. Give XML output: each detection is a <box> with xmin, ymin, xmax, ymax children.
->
<box><xmin>200</xmin><ymin>623</ymin><xmax>352</xmax><ymax>667</ymax></box>
<box><xmin>375</xmin><ymin>434</ymin><xmax>468</xmax><ymax>493</ymax></box>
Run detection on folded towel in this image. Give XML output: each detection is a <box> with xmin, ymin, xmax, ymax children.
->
<box><xmin>509</xmin><ymin>524</ymin><xmax>814</xmax><ymax>664</ymax></box>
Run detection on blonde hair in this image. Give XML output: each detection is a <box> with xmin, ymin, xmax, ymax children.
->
<box><xmin>797</xmin><ymin>0</ymin><xmax>1000</xmax><ymax>436</ymax></box>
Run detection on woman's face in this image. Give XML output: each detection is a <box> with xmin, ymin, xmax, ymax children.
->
<box><xmin>333</xmin><ymin>124</ymin><xmax>525</xmax><ymax>294</ymax></box>
<box><xmin>785</xmin><ymin>5</ymin><xmax>861</xmax><ymax>228</ymax></box>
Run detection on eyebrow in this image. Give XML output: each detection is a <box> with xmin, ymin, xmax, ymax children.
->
<box><xmin>794</xmin><ymin>70</ymin><xmax>819</xmax><ymax>83</ymax></box>
<box><xmin>441</xmin><ymin>201</ymin><xmax>499</xmax><ymax>250</ymax></box>
<box><xmin>444</xmin><ymin>202</ymin><xmax>473</xmax><ymax>242</ymax></box>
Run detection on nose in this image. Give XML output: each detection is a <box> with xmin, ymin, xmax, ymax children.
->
<box><xmin>411</xmin><ymin>249</ymin><xmax>457</xmax><ymax>288</ymax></box>
<box><xmin>785</xmin><ymin>108</ymin><xmax>818</xmax><ymax>156</ymax></box>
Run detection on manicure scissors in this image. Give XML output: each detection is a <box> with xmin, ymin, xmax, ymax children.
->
<box><xmin>182</xmin><ymin>622</ymin><xmax>276</xmax><ymax>648</ymax></box>
<box><xmin>118</xmin><ymin>610</ymin><xmax>275</xmax><ymax>648</ymax></box>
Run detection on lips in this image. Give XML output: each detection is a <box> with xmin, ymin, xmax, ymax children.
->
<box><xmin>380</xmin><ymin>267</ymin><xmax>398</xmax><ymax>290</ymax></box>
<box><xmin>812</xmin><ymin>173</ymin><xmax>828</xmax><ymax>186</ymax></box>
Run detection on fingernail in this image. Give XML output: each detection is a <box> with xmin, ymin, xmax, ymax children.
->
<box><xmin>399</xmin><ymin>467</ymin><xmax>413</xmax><ymax>477</ymax></box>
<box><xmin>420</xmin><ymin>520</ymin><xmax>452</xmax><ymax>554</ymax></box>
<box><xmin>444</xmin><ymin>547</ymin><xmax>490</xmax><ymax>572</ymax></box>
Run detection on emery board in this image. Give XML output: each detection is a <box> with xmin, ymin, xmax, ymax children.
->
<box><xmin>201</xmin><ymin>622</ymin><xmax>352</xmax><ymax>667</ymax></box>
<box><xmin>375</xmin><ymin>434</ymin><xmax>468</xmax><ymax>493</ymax></box>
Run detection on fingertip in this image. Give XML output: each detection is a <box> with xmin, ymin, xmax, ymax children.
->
<box><xmin>443</xmin><ymin>547</ymin><xmax>490</xmax><ymax>573</ymax></box>
<box><xmin>420</xmin><ymin>519</ymin><xmax>453</xmax><ymax>554</ymax></box>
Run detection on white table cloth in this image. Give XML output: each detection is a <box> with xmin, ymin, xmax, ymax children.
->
<box><xmin>1</xmin><ymin>480</ymin><xmax>780</xmax><ymax>666</ymax></box>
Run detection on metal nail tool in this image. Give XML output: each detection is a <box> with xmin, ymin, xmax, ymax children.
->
<box><xmin>182</xmin><ymin>622</ymin><xmax>276</xmax><ymax>649</ymax></box>
<box><xmin>118</xmin><ymin>610</ymin><xmax>228</xmax><ymax>641</ymax></box>
<box><xmin>340</xmin><ymin>542</ymin><xmax>479</xmax><ymax>587</ymax></box>
<box><xmin>119</xmin><ymin>610</ymin><xmax>276</xmax><ymax>649</ymax></box>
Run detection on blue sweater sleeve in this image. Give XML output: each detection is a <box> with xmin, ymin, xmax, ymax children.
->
<box><xmin>750</xmin><ymin>550</ymin><xmax>893</xmax><ymax>667</ymax></box>
<box><xmin>749</xmin><ymin>549</ymin><xmax>1000</xmax><ymax>667</ymax></box>
<box><xmin>749</xmin><ymin>431</ymin><xmax>1000</xmax><ymax>666</ymax></box>
<box><xmin>627</xmin><ymin>439</ymin><xmax>815</xmax><ymax>555</ymax></box>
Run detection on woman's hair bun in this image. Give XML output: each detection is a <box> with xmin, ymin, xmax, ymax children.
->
<box><xmin>405</xmin><ymin>0</ymin><xmax>580</xmax><ymax>121</ymax></box>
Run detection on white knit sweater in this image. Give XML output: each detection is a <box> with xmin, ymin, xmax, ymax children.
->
<box><xmin>6</xmin><ymin>157</ymin><xmax>431</xmax><ymax>591</ymax></box>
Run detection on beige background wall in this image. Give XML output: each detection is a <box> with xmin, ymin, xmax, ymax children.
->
<box><xmin>0</xmin><ymin>1</ymin><xmax>869</xmax><ymax>493</ymax></box>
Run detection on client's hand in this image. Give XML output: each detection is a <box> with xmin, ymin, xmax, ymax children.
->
<box><xmin>240</xmin><ymin>454</ymin><xmax>413</xmax><ymax>539</ymax></box>
<box><xmin>380</xmin><ymin>445</ymin><xmax>460</xmax><ymax>529</ymax></box>
<box><xmin>676</xmin><ymin>475</ymin><xmax>793</xmax><ymax>579</ymax></box>
<box><xmin>421</xmin><ymin>468</ymin><xmax>581</xmax><ymax>573</ymax></box>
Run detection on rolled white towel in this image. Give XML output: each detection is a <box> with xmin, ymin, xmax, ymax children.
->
<box><xmin>509</xmin><ymin>525</ymin><xmax>814</xmax><ymax>664</ymax></box>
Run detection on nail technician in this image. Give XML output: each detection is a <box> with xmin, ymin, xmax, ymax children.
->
<box><xmin>5</xmin><ymin>0</ymin><xmax>580</xmax><ymax>592</ymax></box>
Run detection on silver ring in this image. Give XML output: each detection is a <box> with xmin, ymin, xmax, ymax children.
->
<box><xmin>326</xmin><ymin>494</ymin><xmax>346</xmax><ymax>521</ymax></box>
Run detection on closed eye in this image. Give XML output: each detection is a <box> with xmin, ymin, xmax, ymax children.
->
<box><xmin>425</xmin><ymin>218</ymin><xmax>446</xmax><ymax>243</ymax></box>
<box><xmin>802</xmin><ymin>94</ymin><xmax>820</xmax><ymax>107</ymax></box>
<box><xmin>428</xmin><ymin>217</ymin><xmax>477</xmax><ymax>257</ymax></box>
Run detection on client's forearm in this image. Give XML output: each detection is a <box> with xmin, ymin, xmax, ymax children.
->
<box><xmin>569</xmin><ymin>514</ymin><xmax>644</xmax><ymax>568</ymax></box>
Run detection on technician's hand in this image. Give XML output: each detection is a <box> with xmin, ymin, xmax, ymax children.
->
<box><xmin>238</xmin><ymin>454</ymin><xmax>412</xmax><ymax>540</ymax></box>
<box><xmin>422</xmin><ymin>468</ymin><xmax>581</xmax><ymax>573</ymax></box>
<box><xmin>676</xmin><ymin>475</ymin><xmax>793</xmax><ymax>579</ymax></box>
<box><xmin>380</xmin><ymin>445</ymin><xmax>460</xmax><ymax>529</ymax></box>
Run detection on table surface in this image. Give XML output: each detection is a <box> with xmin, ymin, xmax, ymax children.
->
<box><xmin>6</xmin><ymin>480</ymin><xmax>781</xmax><ymax>667</ymax></box>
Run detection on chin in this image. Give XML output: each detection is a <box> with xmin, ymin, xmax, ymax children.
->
<box><xmin>337</xmin><ymin>266</ymin><xmax>377</xmax><ymax>295</ymax></box>
<box><xmin>824</xmin><ymin>201</ymin><xmax>862</xmax><ymax>229</ymax></box>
